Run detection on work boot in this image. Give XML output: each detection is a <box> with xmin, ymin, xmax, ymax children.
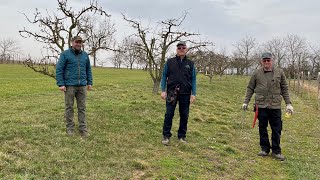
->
<box><xmin>162</xmin><ymin>137</ymin><xmax>170</xmax><ymax>146</ymax></box>
<box><xmin>66</xmin><ymin>129</ymin><xmax>74</xmax><ymax>136</ymax></box>
<box><xmin>257</xmin><ymin>150</ymin><xmax>269</xmax><ymax>156</ymax></box>
<box><xmin>178</xmin><ymin>137</ymin><xmax>187</xmax><ymax>143</ymax></box>
<box><xmin>80</xmin><ymin>131</ymin><xmax>88</xmax><ymax>138</ymax></box>
<box><xmin>272</xmin><ymin>153</ymin><xmax>285</xmax><ymax>161</ymax></box>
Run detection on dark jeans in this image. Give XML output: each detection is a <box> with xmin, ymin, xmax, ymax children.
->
<box><xmin>64</xmin><ymin>86</ymin><xmax>87</xmax><ymax>133</ymax></box>
<box><xmin>163</xmin><ymin>94</ymin><xmax>190</xmax><ymax>139</ymax></box>
<box><xmin>258</xmin><ymin>108</ymin><xmax>282</xmax><ymax>154</ymax></box>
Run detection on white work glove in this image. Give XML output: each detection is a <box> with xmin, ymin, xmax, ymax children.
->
<box><xmin>242</xmin><ymin>103</ymin><xmax>248</xmax><ymax>111</ymax></box>
<box><xmin>286</xmin><ymin>104</ymin><xmax>293</xmax><ymax>114</ymax></box>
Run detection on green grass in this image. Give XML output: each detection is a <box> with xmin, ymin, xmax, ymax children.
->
<box><xmin>0</xmin><ymin>64</ymin><xmax>319</xmax><ymax>179</ymax></box>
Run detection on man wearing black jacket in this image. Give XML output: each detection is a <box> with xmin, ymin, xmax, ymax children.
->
<box><xmin>160</xmin><ymin>41</ymin><xmax>197</xmax><ymax>145</ymax></box>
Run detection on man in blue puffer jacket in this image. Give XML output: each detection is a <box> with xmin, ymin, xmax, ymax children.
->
<box><xmin>56</xmin><ymin>36</ymin><xmax>93</xmax><ymax>137</ymax></box>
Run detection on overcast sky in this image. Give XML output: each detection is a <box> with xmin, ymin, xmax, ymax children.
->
<box><xmin>0</xmin><ymin>0</ymin><xmax>319</xmax><ymax>63</ymax></box>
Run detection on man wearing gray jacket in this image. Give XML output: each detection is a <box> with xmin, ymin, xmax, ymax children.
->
<box><xmin>242</xmin><ymin>52</ymin><xmax>293</xmax><ymax>161</ymax></box>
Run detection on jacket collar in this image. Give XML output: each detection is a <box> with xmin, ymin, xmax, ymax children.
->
<box><xmin>69</xmin><ymin>47</ymin><xmax>82</xmax><ymax>55</ymax></box>
<box><xmin>176</xmin><ymin>55</ymin><xmax>187</xmax><ymax>61</ymax></box>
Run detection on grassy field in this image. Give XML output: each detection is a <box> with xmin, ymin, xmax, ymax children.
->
<box><xmin>0</xmin><ymin>64</ymin><xmax>319</xmax><ymax>179</ymax></box>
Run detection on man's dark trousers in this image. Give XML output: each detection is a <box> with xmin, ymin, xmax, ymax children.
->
<box><xmin>163</xmin><ymin>94</ymin><xmax>190</xmax><ymax>139</ymax></box>
<box><xmin>258</xmin><ymin>108</ymin><xmax>282</xmax><ymax>154</ymax></box>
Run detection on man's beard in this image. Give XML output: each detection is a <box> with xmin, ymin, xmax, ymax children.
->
<box><xmin>74</xmin><ymin>48</ymin><xmax>81</xmax><ymax>55</ymax></box>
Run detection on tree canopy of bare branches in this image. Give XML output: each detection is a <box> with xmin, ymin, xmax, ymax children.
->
<box><xmin>123</xmin><ymin>12</ymin><xmax>205</xmax><ymax>94</ymax></box>
<box><xmin>284</xmin><ymin>34</ymin><xmax>308</xmax><ymax>76</ymax></box>
<box><xmin>309</xmin><ymin>45</ymin><xmax>320</xmax><ymax>75</ymax></box>
<box><xmin>261</xmin><ymin>37</ymin><xmax>286</xmax><ymax>68</ymax></box>
<box><xmin>190</xmin><ymin>45</ymin><xmax>230</xmax><ymax>82</ymax></box>
<box><xmin>19</xmin><ymin>0</ymin><xmax>112</xmax><ymax>78</ymax></box>
<box><xmin>81</xmin><ymin>15</ymin><xmax>117</xmax><ymax>67</ymax></box>
<box><xmin>232</xmin><ymin>35</ymin><xmax>257</xmax><ymax>75</ymax></box>
<box><xmin>0</xmin><ymin>38</ymin><xmax>19</xmax><ymax>62</ymax></box>
<box><xmin>117</xmin><ymin>37</ymin><xmax>142</xmax><ymax>70</ymax></box>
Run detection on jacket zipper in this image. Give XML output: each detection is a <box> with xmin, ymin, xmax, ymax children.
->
<box><xmin>77</xmin><ymin>54</ymin><xmax>80</xmax><ymax>85</ymax></box>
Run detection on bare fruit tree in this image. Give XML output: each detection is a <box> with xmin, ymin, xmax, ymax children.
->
<box><xmin>309</xmin><ymin>44</ymin><xmax>320</xmax><ymax>76</ymax></box>
<box><xmin>19</xmin><ymin>0</ymin><xmax>112</xmax><ymax>78</ymax></box>
<box><xmin>123</xmin><ymin>12</ymin><xmax>203</xmax><ymax>94</ymax></box>
<box><xmin>285</xmin><ymin>34</ymin><xmax>308</xmax><ymax>76</ymax></box>
<box><xmin>111</xmin><ymin>50</ymin><xmax>123</xmax><ymax>69</ymax></box>
<box><xmin>213</xmin><ymin>49</ymin><xmax>230</xmax><ymax>80</ymax></box>
<box><xmin>233</xmin><ymin>35</ymin><xmax>257</xmax><ymax>75</ymax></box>
<box><xmin>194</xmin><ymin>46</ymin><xmax>230</xmax><ymax>82</ymax></box>
<box><xmin>261</xmin><ymin>37</ymin><xmax>286</xmax><ymax>68</ymax></box>
<box><xmin>81</xmin><ymin>15</ymin><xmax>117</xmax><ymax>67</ymax></box>
<box><xmin>230</xmin><ymin>56</ymin><xmax>246</xmax><ymax>75</ymax></box>
<box><xmin>0</xmin><ymin>38</ymin><xmax>19</xmax><ymax>62</ymax></box>
<box><xmin>120</xmin><ymin>37</ymin><xmax>141</xmax><ymax>70</ymax></box>
<box><xmin>188</xmin><ymin>50</ymin><xmax>207</xmax><ymax>73</ymax></box>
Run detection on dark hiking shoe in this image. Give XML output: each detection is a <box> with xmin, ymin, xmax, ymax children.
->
<box><xmin>80</xmin><ymin>131</ymin><xmax>89</xmax><ymax>138</ymax></box>
<box><xmin>66</xmin><ymin>129</ymin><xmax>74</xmax><ymax>136</ymax></box>
<box><xmin>162</xmin><ymin>137</ymin><xmax>170</xmax><ymax>146</ymax></box>
<box><xmin>272</xmin><ymin>153</ymin><xmax>285</xmax><ymax>161</ymax></box>
<box><xmin>257</xmin><ymin>151</ymin><xmax>269</xmax><ymax>156</ymax></box>
<box><xmin>178</xmin><ymin>137</ymin><xmax>187</xmax><ymax>143</ymax></box>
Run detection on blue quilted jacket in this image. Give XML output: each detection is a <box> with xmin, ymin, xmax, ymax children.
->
<box><xmin>56</xmin><ymin>48</ymin><xmax>93</xmax><ymax>86</ymax></box>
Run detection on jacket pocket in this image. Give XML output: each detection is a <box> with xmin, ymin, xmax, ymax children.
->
<box><xmin>255</xmin><ymin>94</ymin><xmax>265</xmax><ymax>102</ymax></box>
<box><xmin>271</xmin><ymin>95</ymin><xmax>282</xmax><ymax>106</ymax></box>
<box><xmin>274</xmin><ymin>76</ymin><xmax>281</xmax><ymax>87</ymax></box>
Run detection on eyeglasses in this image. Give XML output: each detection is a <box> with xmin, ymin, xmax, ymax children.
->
<box><xmin>177</xmin><ymin>47</ymin><xmax>186</xmax><ymax>50</ymax></box>
<box><xmin>262</xmin><ymin>59</ymin><xmax>271</xmax><ymax>62</ymax></box>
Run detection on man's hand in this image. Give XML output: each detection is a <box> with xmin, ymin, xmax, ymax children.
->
<box><xmin>190</xmin><ymin>95</ymin><xmax>196</xmax><ymax>103</ymax></box>
<box><xmin>242</xmin><ymin>103</ymin><xmax>248</xmax><ymax>111</ymax></box>
<box><xmin>59</xmin><ymin>86</ymin><xmax>66</xmax><ymax>92</ymax></box>
<box><xmin>161</xmin><ymin>91</ymin><xmax>167</xmax><ymax>100</ymax></box>
<box><xmin>286</xmin><ymin>104</ymin><xmax>293</xmax><ymax>114</ymax></box>
<box><xmin>87</xmin><ymin>85</ymin><xmax>92</xmax><ymax>91</ymax></box>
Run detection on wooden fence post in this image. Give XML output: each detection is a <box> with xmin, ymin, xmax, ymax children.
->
<box><xmin>317</xmin><ymin>72</ymin><xmax>320</xmax><ymax>109</ymax></box>
<box><xmin>308</xmin><ymin>71</ymin><xmax>311</xmax><ymax>99</ymax></box>
<box><xmin>297</xmin><ymin>72</ymin><xmax>301</xmax><ymax>94</ymax></box>
<box><xmin>288</xmin><ymin>73</ymin><xmax>291</xmax><ymax>89</ymax></box>
<box><xmin>293</xmin><ymin>73</ymin><xmax>296</xmax><ymax>91</ymax></box>
<box><xmin>301</xmin><ymin>71</ymin><xmax>304</xmax><ymax>97</ymax></box>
